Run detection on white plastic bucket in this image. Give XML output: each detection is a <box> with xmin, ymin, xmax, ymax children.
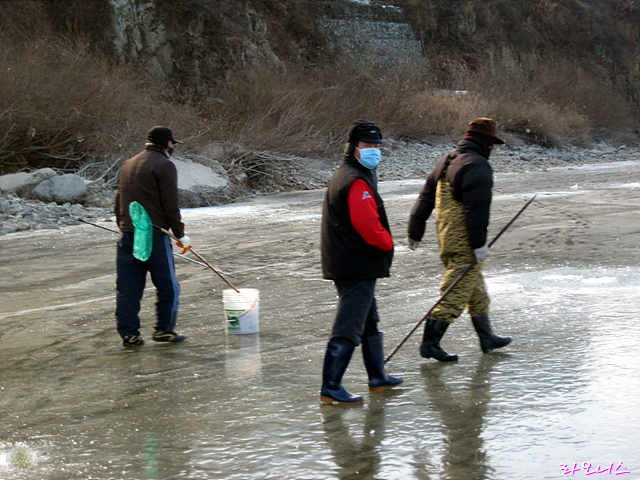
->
<box><xmin>222</xmin><ymin>288</ymin><xmax>260</xmax><ymax>334</ymax></box>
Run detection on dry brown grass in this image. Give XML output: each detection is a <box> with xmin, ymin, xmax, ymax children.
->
<box><xmin>1</xmin><ymin>0</ymin><xmax>638</xmax><ymax>177</ymax></box>
<box><xmin>0</xmin><ymin>30</ymin><xmax>203</xmax><ymax>173</ymax></box>
<box><xmin>466</xmin><ymin>55</ymin><xmax>634</xmax><ymax>145</ymax></box>
<box><xmin>205</xmin><ymin>54</ymin><xmax>635</xmax><ymax>152</ymax></box>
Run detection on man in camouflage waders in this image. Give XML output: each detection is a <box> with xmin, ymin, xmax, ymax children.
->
<box><xmin>407</xmin><ymin>118</ymin><xmax>512</xmax><ymax>362</ymax></box>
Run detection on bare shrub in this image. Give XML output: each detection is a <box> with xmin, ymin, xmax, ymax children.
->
<box><xmin>0</xmin><ymin>33</ymin><xmax>204</xmax><ymax>174</ymax></box>
<box><xmin>460</xmin><ymin>53</ymin><xmax>635</xmax><ymax>145</ymax></box>
<box><xmin>202</xmin><ymin>62</ymin><xmax>490</xmax><ymax>156</ymax></box>
<box><xmin>381</xmin><ymin>89</ymin><xmax>489</xmax><ymax>138</ymax></box>
<box><xmin>201</xmin><ymin>65</ymin><xmax>370</xmax><ymax>155</ymax></box>
<box><xmin>533</xmin><ymin>59</ymin><xmax>633</xmax><ymax>132</ymax></box>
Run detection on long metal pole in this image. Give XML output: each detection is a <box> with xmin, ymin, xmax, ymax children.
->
<box><xmin>384</xmin><ymin>194</ymin><xmax>538</xmax><ymax>364</ymax></box>
<box><xmin>155</xmin><ymin>226</ymin><xmax>240</xmax><ymax>293</ymax></box>
<box><xmin>76</xmin><ymin>217</ymin><xmax>233</xmax><ymax>275</ymax></box>
<box><xmin>76</xmin><ymin>217</ymin><xmax>120</xmax><ymax>234</ymax></box>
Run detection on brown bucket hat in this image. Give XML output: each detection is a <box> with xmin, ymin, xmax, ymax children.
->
<box><xmin>465</xmin><ymin>118</ymin><xmax>505</xmax><ymax>144</ymax></box>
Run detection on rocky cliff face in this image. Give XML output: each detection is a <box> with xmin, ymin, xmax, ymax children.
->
<box><xmin>316</xmin><ymin>1</ymin><xmax>422</xmax><ymax>67</ymax></box>
<box><xmin>106</xmin><ymin>0</ymin><xmax>286</xmax><ymax>92</ymax></box>
<box><xmin>108</xmin><ymin>0</ymin><xmax>173</xmax><ymax>81</ymax></box>
<box><xmin>101</xmin><ymin>0</ymin><xmax>423</xmax><ymax>88</ymax></box>
<box><xmin>35</xmin><ymin>0</ymin><xmax>640</xmax><ymax>105</ymax></box>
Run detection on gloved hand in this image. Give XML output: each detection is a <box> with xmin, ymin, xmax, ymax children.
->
<box><xmin>474</xmin><ymin>245</ymin><xmax>490</xmax><ymax>263</ymax></box>
<box><xmin>176</xmin><ymin>235</ymin><xmax>191</xmax><ymax>254</ymax></box>
<box><xmin>407</xmin><ymin>237</ymin><xmax>421</xmax><ymax>251</ymax></box>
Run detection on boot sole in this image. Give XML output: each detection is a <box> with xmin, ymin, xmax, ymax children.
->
<box><xmin>319</xmin><ymin>395</ymin><xmax>364</xmax><ymax>405</ymax></box>
<box><xmin>152</xmin><ymin>337</ymin><xmax>187</xmax><ymax>343</ymax></box>
<box><xmin>422</xmin><ymin>355</ymin><xmax>459</xmax><ymax>362</ymax></box>
<box><xmin>369</xmin><ymin>381</ymin><xmax>404</xmax><ymax>393</ymax></box>
<box><xmin>481</xmin><ymin>338</ymin><xmax>512</xmax><ymax>354</ymax></box>
<box><xmin>420</xmin><ymin>350</ymin><xmax>458</xmax><ymax>362</ymax></box>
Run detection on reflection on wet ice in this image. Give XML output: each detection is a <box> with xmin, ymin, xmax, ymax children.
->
<box><xmin>321</xmin><ymin>391</ymin><xmax>418</xmax><ymax>480</ymax></box>
<box><xmin>224</xmin><ymin>334</ymin><xmax>262</xmax><ymax>379</ymax></box>
<box><xmin>2</xmin><ymin>162</ymin><xmax>640</xmax><ymax>479</ymax></box>
<box><xmin>419</xmin><ymin>357</ymin><xmax>501</xmax><ymax>480</ymax></box>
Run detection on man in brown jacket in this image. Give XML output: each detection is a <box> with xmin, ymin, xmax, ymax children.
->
<box><xmin>114</xmin><ymin>126</ymin><xmax>191</xmax><ymax>347</ymax></box>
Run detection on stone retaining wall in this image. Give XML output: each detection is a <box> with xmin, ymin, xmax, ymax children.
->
<box><xmin>317</xmin><ymin>1</ymin><xmax>423</xmax><ymax>67</ymax></box>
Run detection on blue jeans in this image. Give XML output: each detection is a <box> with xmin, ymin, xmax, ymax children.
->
<box><xmin>116</xmin><ymin>232</ymin><xmax>180</xmax><ymax>337</ymax></box>
<box><xmin>330</xmin><ymin>279</ymin><xmax>380</xmax><ymax>346</ymax></box>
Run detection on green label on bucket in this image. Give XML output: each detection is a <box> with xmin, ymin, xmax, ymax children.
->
<box><xmin>225</xmin><ymin>309</ymin><xmax>245</xmax><ymax>330</ymax></box>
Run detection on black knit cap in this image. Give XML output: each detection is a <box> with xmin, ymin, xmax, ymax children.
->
<box><xmin>147</xmin><ymin>126</ymin><xmax>183</xmax><ymax>149</ymax></box>
<box><xmin>347</xmin><ymin>120</ymin><xmax>383</xmax><ymax>145</ymax></box>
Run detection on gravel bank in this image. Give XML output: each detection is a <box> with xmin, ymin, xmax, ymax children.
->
<box><xmin>2</xmin><ymin>139</ymin><xmax>638</xmax><ymax>235</ymax></box>
<box><xmin>378</xmin><ymin>138</ymin><xmax>640</xmax><ymax>181</ymax></box>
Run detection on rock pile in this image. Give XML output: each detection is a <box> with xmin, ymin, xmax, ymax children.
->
<box><xmin>0</xmin><ymin>169</ymin><xmax>114</xmax><ymax>235</ymax></box>
<box><xmin>1</xmin><ymin>139</ymin><xmax>638</xmax><ymax>236</ymax></box>
<box><xmin>0</xmin><ymin>195</ymin><xmax>113</xmax><ymax>235</ymax></box>
<box><xmin>376</xmin><ymin>139</ymin><xmax>640</xmax><ymax>181</ymax></box>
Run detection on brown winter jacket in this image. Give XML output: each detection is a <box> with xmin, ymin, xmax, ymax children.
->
<box><xmin>114</xmin><ymin>143</ymin><xmax>185</xmax><ymax>239</ymax></box>
<box><xmin>408</xmin><ymin>139</ymin><xmax>492</xmax><ymax>250</ymax></box>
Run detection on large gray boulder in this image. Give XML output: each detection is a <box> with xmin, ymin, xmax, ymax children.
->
<box><xmin>0</xmin><ymin>168</ymin><xmax>57</xmax><ymax>196</ymax></box>
<box><xmin>172</xmin><ymin>157</ymin><xmax>231</xmax><ymax>207</ymax></box>
<box><xmin>32</xmin><ymin>174</ymin><xmax>88</xmax><ymax>204</ymax></box>
<box><xmin>177</xmin><ymin>188</ymin><xmax>202</xmax><ymax>209</ymax></box>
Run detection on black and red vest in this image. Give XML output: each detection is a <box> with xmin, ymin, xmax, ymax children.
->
<box><xmin>321</xmin><ymin>156</ymin><xmax>394</xmax><ymax>281</ymax></box>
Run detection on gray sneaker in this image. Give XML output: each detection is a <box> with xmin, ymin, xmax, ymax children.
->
<box><xmin>152</xmin><ymin>330</ymin><xmax>187</xmax><ymax>343</ymax></box>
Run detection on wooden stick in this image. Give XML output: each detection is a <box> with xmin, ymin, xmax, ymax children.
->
<box><xmin>385</xmin><ymin>194</ymin><xmax>539</xmax><ymax>364</ymax></box>
<box><xmin>157</xmin><ymin>227</ymin><xmax>240</xmax><ymax>293</ymax></box>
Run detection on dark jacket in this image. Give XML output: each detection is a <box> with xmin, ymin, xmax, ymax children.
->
<box><xmin>115</xmin><ymin>144</ymin><xmax>185</xmax><ymax>238</ymax></box>
<box><xmin>408</xmin><ymin>139</ymin><xmax>492</xmax><ymax>249</ymax></box>
<box><xmin>321</xmin><ymin>155</ymin><xmax>394</xmax><ymax>280</ymax></box>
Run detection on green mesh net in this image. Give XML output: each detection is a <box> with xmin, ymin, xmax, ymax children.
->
<box><xmin>129</xmin><ymin>201</ymin><xmax>153</xmax><ymax>261</ymax></box>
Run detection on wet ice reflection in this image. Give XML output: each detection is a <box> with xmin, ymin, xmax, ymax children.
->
<box><xmin>2</xmin><ymin>163</ymin><xmax>640</xmax><ymax>479</ymax></box>
<box><xmin>479</xmin><ymin>266</ymin><xmax>640</xmax><ymax>475</ymax></box>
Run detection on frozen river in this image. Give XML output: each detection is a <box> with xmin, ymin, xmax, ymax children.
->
<box><xmin>1</xmin><ymin>161</ymin><xmax>639</xmax><ymax>479</ymax></box>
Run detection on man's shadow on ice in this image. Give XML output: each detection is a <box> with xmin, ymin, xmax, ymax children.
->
<box><xmin>320</xmin><ymin>392</ymin><xmax>401</xmax><ymax>479</ymax></box>
<box><xmin>421</xmin><ymin>353</ymin><xmax>509</xmax><ymax>480</ymax></box>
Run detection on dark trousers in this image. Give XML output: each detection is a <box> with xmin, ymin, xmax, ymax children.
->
<box><xmin>330</xmin><ymin>279</ymin><xmax>380</xmax><ymax>346</ymax></box>
<box><xmin>116</xmin><ymin>232</ymin><xmax>180</xmax><ymax>337</ymax></box>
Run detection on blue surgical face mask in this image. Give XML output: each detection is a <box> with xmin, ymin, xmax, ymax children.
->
<box><xmin>357</xmin><ymin>147</ymin><xmax>381</xmax><ymax>169</ymax></box>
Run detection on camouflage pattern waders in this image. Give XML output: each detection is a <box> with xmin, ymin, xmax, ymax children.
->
<box><xmin>431</xmin><ymin>180</ymin><xmax>490</xmax><ymax>324</ymax></box>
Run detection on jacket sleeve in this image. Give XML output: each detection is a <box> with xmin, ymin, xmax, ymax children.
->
<box><xmin>157</xmin><ymin>161</ymin><xmax>185</xmax><ymax>239</ymax></box>
<box><xmin>348</xmin><ymin>178</ymin><xmax>394</xmax><ymax>252</ymax></box>
<box><xmin>408</xmin><ymin>173</ymin><xmax>437</xmax><ymax>241</ymax></box>
<box><xmin>460</xmin><ymin>164</ymin><xmax>493</xmax><ymax>249</ymax></box>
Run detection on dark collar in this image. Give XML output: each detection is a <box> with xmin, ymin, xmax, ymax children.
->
<box><xmin>457</xmin><ymin>138</ymin><xmax>489</xmax><ymax>158</ymax></box>
<box><xmin>343</xmin><ymin>154</ymin><xmax>374</xmax><ymax>179</ymax></box>
<box><xmin>144</xmin><ymin>143</ymin><xmax>170</xmax><ymax>158</ymax></box>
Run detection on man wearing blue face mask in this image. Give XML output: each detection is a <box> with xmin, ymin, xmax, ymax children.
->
<box><xmin>319</xmin><ymin>120</ymin><xmax>403</xmax><ymax>405</ymax></box>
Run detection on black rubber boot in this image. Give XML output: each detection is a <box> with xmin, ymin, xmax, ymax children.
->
<box><xmin>419</xmin><ymin>318</ymin><xmax>458</xmax><ymax>362</ymax></box>
<box><xmin>362</xmin><ymin>333</ymin><xmax>404</xmax><ymax>393</ymax></box>
<box><xmin>319</xmin><ymin>341</ymin><xmax>364</xmax><ymax>404</ymax></box>
<box><xmin>471</xmin><ymin>314</ymin><xmax>512</xmax><ymax>353</ymax></box>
